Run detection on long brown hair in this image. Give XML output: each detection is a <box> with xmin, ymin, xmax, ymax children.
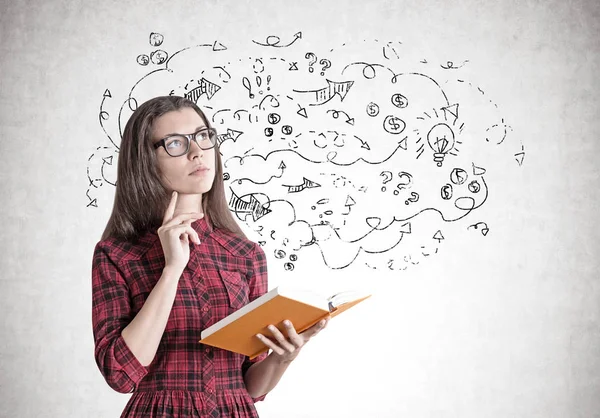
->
<box><xmin>101</xmin><ymin>95</ymin><xmax>247</xmax><ymax>242</ymax></box>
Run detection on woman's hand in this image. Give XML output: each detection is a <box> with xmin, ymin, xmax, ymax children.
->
<box><xmin>256</xmin><ymin>317</ymin><xmax>330</xmax><ymax>364</ymax></box>
<box><xmin>157</xmin><ymin>191</ymin><xmax>203</xmax><ymax>274</ymax></box>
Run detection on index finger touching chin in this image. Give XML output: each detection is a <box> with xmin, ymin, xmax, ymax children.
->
<box><xmin>163</xmin><ymin>191</ymin><xmax>178</xmax><ymax>224</ymax></box>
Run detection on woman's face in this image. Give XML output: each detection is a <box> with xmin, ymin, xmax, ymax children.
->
<box><xmin>151</xmin><ymin>107</ymin><xmax>216</xmax><ymax>195</ymax></box>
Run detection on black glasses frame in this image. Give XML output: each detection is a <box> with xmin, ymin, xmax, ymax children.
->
<box><xmin>153</xmin><ymin>127</ymin><xmax>218</xmax><ymax>157</ymax></box>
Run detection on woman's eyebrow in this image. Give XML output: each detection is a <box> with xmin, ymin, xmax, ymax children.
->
<box><xmin>162</xmin><ymin>126</ymin><xmax>207</xmax><ymax>136</ymax></box>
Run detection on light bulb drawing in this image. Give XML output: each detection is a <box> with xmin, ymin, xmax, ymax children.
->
<box><xmin>427</xmin><ymin>123</ymin><xmax>455</xmax><ymax>167</ymax></box>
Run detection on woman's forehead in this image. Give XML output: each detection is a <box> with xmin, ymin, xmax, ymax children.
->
<box><xmin>153</xmin><ymin>108</ymin><xmax>206</xmax><ymax>138</ymax></box>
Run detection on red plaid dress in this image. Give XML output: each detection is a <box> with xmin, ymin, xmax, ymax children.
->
<box><xmin>92</xmin><ymin>216</ymin><xmax>269</xmax><ymax>417</ymax></box>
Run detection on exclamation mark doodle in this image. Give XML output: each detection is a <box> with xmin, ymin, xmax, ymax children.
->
<box><xmin>256</xmin><ymin>76</ymin><xmax>263</xmax><ymax>95</ymax></box>
<box><xmin>266</xmin><ymin>75</ymin><xmax>271</xmax><ymax>91</ymax></box>
<box><xmin>242</xmin><ymin>76</ymin><xmax>254</xmax><ymax>99</ymax></box>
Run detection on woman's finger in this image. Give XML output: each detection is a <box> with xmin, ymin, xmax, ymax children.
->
<box><xmin>282</xmin><ymin>320</ymin><xmax>304</xmax><ymax>347</ymax></box>
<box><xmin>256</xmin><ymin>334</ymin><xmax>285</xmax><ymax>356</ymax></box>
<box><xmin>267</xmin><ymin>325</ymin><xmax>296</xmax><ymax>353</ymax></box>
<box><xmin>162</xmin><ymin>191</ymin><xmax>179</xmax><ymax>225</ymax></box>
<box><xmin>178</xmin><ymin>225</ymin><xmax>201</xmax><ymax>245</ymax></box>
<box><xmin>256</xmin><ymin>334</ymin><xmax>287</xmax><ymax>356</ymax></box>
<box><xmin>301</xmin><ymin>318</ymin><xmax>329</xmax><ymax>339</ymax></box>
<box><xmin>163</xmin><ymin>223</ymin><xmax>201</xmax><ymax>245</ymax></box>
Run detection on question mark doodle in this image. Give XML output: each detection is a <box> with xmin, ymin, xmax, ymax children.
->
<box><xmin>319</xmin><ymin>59</ymin><xmax>331</xmax><ymax>76</ymax></box>
<box><xmin>405</xmin><ymin>192</ymin><xmax>419</xmax><ymax>205</ymax></box>
<box><xmin>380</xmin><ymin>171</ymin><xmax>393</xmax><ymax>192</ymax></box>
<box><xmin>393</xmin><ymin>171</ymin><xmax>413</xmax><ymax>195</ymax></box>
<box><xmin>305</xmin><ymin>52</ymin><xmax>317</xmax><ymax>73</ymax></box>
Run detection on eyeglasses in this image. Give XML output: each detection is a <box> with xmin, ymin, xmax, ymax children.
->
<box><xmin>153</xmin><ymin>128</ymin><xmax>218</xmax><ymax>157</ymax></box>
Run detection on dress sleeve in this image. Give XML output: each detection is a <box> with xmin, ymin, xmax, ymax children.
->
<box><xmin>91</xmin><ymin>243</ymin><xmax>148</xmax><ymax>393</ymax></box>
<box><xmin>242</xmin><ymin>242</ymin><xmax>269</xmax><ymax>402</ymax></box>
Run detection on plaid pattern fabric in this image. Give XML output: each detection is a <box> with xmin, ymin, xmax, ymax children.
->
<box><xmin>92</xmin><ymin>216</ymin><xmax>269</xmax><ymax>418</ymax></box>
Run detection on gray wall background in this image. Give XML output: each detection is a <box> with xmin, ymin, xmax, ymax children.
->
<box><xmin>0</xmin><ymin>0</ymin><xmax>598</xmax><ymax>417</ymax></box>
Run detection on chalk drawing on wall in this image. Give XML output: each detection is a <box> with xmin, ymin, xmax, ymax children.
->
<box><xmin>86</xmin><ymin>31</ymin><xmax>525</xmax><ymax>272</ymax></box>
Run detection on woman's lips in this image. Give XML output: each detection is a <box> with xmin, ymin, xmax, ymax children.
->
<box><xmin>190</xmin><ymin>167</ymin><xmax>209</xmax><ymax>176</ymax></box>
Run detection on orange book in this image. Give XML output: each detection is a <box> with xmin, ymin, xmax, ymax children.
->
<box><xmin>199</xmin><ymin>286</ymin><xmax>371</xmax><ymax>359</ymax></box>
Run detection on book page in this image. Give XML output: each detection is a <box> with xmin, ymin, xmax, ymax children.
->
<box><xmin>328</xmin><ymin>290</ymin><xmax>371</xmax><ymax>309</ymax></box>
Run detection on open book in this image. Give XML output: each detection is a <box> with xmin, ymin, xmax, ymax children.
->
<box><xmin>199</xmin><ymin>285</ymin><xmax>371</xmax><ymax>359</ymax></box>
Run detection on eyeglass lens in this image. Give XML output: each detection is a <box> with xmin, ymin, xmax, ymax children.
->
<box><xmin>164</xmin><ymin>130</ymin><xmax>215</xmax><ymax>156</ymax></box>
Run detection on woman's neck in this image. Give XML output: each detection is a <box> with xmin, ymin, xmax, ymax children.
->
<box><xmin>173</xmin><ymin>192</ymin><xmax>203</xmax><ymax>216</ymax></box>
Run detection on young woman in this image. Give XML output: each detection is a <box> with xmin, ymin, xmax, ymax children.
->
<box><xmin>91</xmin><ymin>95</ymin><xmax>328</xmax><ymax>417</ymax></box>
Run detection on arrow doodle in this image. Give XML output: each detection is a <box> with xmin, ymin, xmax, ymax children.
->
<box><xmin>293</xmin><ymin>80</ymin><xmax>354</xmax><ymax>106</ymax></box>
<box><xmin>284</xmin><ymin>177</ymin><xmax>321</xmax><ymax>193</ymax></box>
<box><xmin>252</xmin><ymin>32</ymin><xmax>303</xmax><ymax>48</ymax></box>
<box><xmin>216</xmin><ymin>129</ymin><xmax>243</xmax><ymax>146</ymax></box>
<box><xmin>228</xmin><ymin>189</ymin><xmax>272</xmax><ymax>221</ymax></box>
<box><xmin>184</xmin><ymin>78</ymin><xmax>221</xmax><ymax>102</ymax></box>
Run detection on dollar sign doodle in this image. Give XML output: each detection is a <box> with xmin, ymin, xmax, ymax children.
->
<box><xmin>267</xmin><ymin>113</ymin><xmax>281</xmax><ymax>124</ymax></box>
<box><xmin>366</xmin><ymin>102</ymin><xmax>380</xmax><ymax>117</ymax></box>
<box><xmin>391</xmin><ymin>93</ymin><xmax>408</xmax><ymax>108</ymax></box>
<box><xmin>383</xmin><ymin>115</ymin><xmax>406</xmax><ymax>134</ymax></box>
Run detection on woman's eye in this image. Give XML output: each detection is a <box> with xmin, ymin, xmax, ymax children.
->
<box><xmin>167</xmin><ymin>139</ymin><xmax>182</xmax><ymax>148</ymax></box>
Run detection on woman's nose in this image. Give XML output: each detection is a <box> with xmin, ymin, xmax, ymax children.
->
<box><xmin>189</xmin><ymin>138</ymin><xmax>204</xmax><ymax>157</ymax></box>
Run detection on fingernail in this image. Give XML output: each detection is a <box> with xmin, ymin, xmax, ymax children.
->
<box><xmin>268</xmin><ymin>325</ymin><xmax>276</xmax><ymax>331</ymax></box>
<box><xmin>284</xmin><ymin>320</ymin><xmax>291</xmax><ymax>327</ymax></box>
